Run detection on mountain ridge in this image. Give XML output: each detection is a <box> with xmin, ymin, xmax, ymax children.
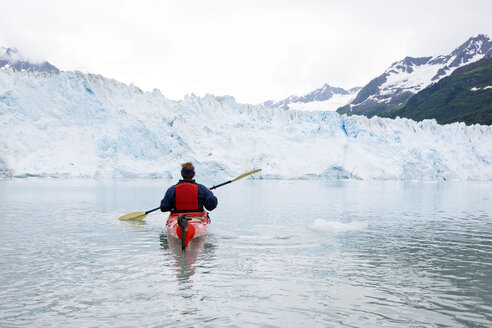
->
<box><xmin>264</xmin><ymin>84</ymin><xmax>361</xmax><ymax>111</ymax></box>
<box><xmin>0</xmin><ymin>47</ymin><xmax>59</xmax><ymax>73</ymax></box>
<box><xmin>337</xmin><ymin>34</ymin><xmax>492</xmax><ymax>117</ymax></box>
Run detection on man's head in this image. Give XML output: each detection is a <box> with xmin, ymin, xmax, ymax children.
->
<box><xmin>181</xmin><ymin>162</ymin><xmax>195</xmax><ymax>180</ymax></box>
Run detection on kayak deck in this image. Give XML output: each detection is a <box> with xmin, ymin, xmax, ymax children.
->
<box><xmin>166</xmin><ymin>212</ymin><xmax>210</xmax><ymax>249</ymax></box>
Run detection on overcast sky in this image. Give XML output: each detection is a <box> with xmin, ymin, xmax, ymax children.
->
<box><xmin>1</xmin><ymin>0</ymin><xmax>491</xmax><ymax>104</ymax></box>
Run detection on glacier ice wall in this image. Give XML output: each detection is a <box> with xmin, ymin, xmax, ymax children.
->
<box><xmin>0</xmin><ymin>69</ymin><xmax>491</xmax><ymax>180</ymax></box>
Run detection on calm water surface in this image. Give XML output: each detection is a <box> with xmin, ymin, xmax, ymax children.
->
<box><xmin>0</xmin><ymin>179</ymin><xmax>491</xmax><ymax>327</ymax></box>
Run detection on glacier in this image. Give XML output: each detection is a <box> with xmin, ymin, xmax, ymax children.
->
<box><xmin>0</xmin><ymin>68</ymin><xmax>491</xmax><ymax>180</ymax></box>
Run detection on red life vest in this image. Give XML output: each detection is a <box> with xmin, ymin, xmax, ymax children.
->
<box><xmin>175</xmin><ymin>182</ymin><xmax>199</xmax><ymax>211</ymax></box>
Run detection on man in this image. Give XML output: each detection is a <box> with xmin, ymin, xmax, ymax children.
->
<box><xmin>160</xmin><ymin>162</ymin><xmax>218</xmax><ymax>213</ymax></box>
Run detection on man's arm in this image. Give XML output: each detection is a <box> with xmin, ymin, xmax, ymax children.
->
<box><xmin>199</xmin><ymin>184</ymin><xmax>218</xmax><ymax>211</ymax></box>
<box><xmin>160</xmin><ymin>186</ymin><xmax>175</xmax><ymax>212</ymax></box>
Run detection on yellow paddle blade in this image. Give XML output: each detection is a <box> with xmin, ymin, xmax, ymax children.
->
<box><xmin>118</xmin><ymin>212</ymin><xmax>147</xmax><ymax>221</ymax></box>
<box><xmin>231</xmin><ymin>169</ymin><xmax>262</xmax><ymax>182</ymax></box>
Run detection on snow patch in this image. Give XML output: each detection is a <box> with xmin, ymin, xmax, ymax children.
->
<box><xmin>381</xmin><ymin>63</ymin><xmax>440</xmax><ymax>95</ymax></box>
<box><xmin>471</xmin><ymin>86</ymin><xmax>492</xmax><ymax>91</ymax></box>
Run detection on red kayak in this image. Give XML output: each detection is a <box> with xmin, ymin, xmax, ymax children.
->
<box><xmin>166</xmin><ymin>212</ymin><xmax>210</xmax><ymax>250</ymax></box>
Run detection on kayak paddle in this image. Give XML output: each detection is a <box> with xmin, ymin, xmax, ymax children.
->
<box><xmin>209</xmin><ymin>168</ymin><xmax>262</xmax><ymax>190</ymax></box>
<box><xmin>118</xmin><ymin>207</ymin><xmax>160</xmax><ymax>221</ymax></box>
<box><xmin>118</xmin><ymin>168</ymin><xmax>262</xmax><ymax>221</ymax></box>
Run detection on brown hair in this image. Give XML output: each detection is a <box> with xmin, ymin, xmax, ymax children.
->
<box><xmin>181</xmin><ymin>162</ymin><xmax>195</xmax><ymax>180</ymax></box>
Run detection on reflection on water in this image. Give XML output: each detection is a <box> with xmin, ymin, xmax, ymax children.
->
<box><xmin>159</xmin><ymin>232</ymin><xmax>215</xmax><ymax>282</ymax></box>
<box><xmin>0</xmin><ymin>179</ymin><xmax>491</xmax><ymax>327</ymax></box>
<box><xmin>125</xmin><ymin>219</ymin><xmax>147</xmax><ymax>228</ymax></box>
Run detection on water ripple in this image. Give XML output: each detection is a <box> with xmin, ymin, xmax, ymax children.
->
<box><xmin>0</xmin><ymin>180</ymin><xmax>491</xmax><ymax>327</ymax></box>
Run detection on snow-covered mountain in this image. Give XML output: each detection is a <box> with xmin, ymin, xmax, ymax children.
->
<box><xmin>1</xmin><ymin>68</ymin><xmax>491</xmax><ymax>180</ymax></box>
<box><xmin>0</xmin><ymin>47</ymin><xmax>59</xmax><ymax>72</ymax></box>
<box><xmin>264</xmin><ymin>84</ymin><xmax>361</xmax><ymax>111</ymax></box>
<box><xmin>338</xmin><ymin>34</ymin><xmax>492</xmax><ymax>117</ymax></box>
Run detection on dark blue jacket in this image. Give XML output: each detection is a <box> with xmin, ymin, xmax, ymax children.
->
<box><xmin>160</xmin><ymin>180</ymin><xmax>218</xmax><ymax>212</ymax></box>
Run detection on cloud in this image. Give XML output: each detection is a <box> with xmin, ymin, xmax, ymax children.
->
<box><xmin>1</xmin><ymin>0</ymin><xmax>491</xmax><ymax>103</ymax></box>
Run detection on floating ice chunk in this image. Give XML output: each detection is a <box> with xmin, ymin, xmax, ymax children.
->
<box><xmin>308</xmin><ymin>219</ymin><xmax>368</xmax><ymax>233</ymax></box>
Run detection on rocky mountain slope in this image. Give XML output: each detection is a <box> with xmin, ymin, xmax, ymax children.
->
<box><xmin>383</xmin><ymin>56</ymin><xmax>492</xmax><ymax>125</ymax></box>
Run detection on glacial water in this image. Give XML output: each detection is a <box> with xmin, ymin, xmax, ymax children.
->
<box><xmin>0</xmin><ymin>179</ymin><xmax>491</xmax><ymax>327</ymax></box>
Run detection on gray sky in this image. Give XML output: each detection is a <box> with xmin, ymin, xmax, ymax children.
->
<box><xmin>1</xmin><ymin>0</ymin><xmax>491</xmax><ymax>104</ymax></box>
